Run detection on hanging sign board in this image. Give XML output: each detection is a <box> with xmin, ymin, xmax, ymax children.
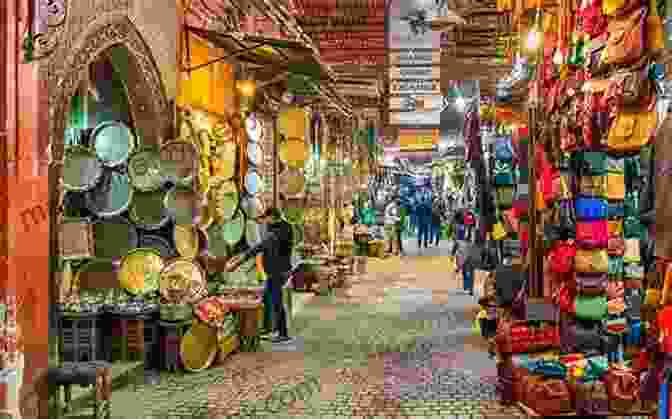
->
<box><xmin>398</xmin><ymin>129</ymin><xmax>439</xmax><ymax>151</ymax></box>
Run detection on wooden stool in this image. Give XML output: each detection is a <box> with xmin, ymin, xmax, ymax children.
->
<box><xmin>237</xmin><ymin>305</ymin><xmax>261</xmax><ymax>352</ymax></box>
<box><xmin>47</xmin><ymin>361</ymin><xmax>111</xmax><ymax>419</ymax></box>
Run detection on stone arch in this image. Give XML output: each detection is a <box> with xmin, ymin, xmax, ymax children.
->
<box><xmin>49</xmin><ymin>13</ymin><xmax>170</xmax><ymax>163</ymax></box>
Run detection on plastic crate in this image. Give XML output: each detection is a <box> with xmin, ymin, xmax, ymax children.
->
<box><xmin>58</xmin><ymin>312</ymin><xmax>103</xmax><ymax>363</ymax></box>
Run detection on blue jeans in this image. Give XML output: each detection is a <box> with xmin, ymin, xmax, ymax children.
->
<box><xmin>418</xmin><ymin>221</ymin><xmax>430</xmax><ymax>247</ymax></box>
<box><xmin>265</xmin><ymin>273</ymin><xmax>289</xmax><ymax>337</ymax></box>
<box><xmin>430</xmin><ymin>222</ymin><xmax>441</xmax><ymax>244</ymax></box>
<box><xmin>463</xmin><ymin>268</ymin><xmax>474</xmax><ymax>294</ymax></box>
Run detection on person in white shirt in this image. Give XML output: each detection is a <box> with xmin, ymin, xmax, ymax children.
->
<box><xmin>384</xmin><ymin>200</ymin><xmax>401</xmax><ymax>255</ymax></box>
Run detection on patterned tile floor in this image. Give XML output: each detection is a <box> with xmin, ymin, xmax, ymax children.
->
<box><xmin>60</xmin><ymin>241</ymin><xmax>527</xmax><ymax>418</ymax></box>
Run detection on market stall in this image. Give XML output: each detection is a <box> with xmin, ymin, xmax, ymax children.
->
<box><xmin>488</xmin><ymin>0</ymin><xmax>667</xmax><ymax>415</ymax></box>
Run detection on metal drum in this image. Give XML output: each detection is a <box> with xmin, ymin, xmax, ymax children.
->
<box><xmin>62</xmin><ymin>146</ymin><xmax>103</xmax><ymax>192</ymax></box>
<box><xmin>138</xmin><ymin>234</ymin><xmax>176</xmax><ymax>259</ymax></box>
<box><xmin>160</xmin><ymin>141</ymin><xmax>199</xmax><ymax>185</ymax></box>
<box><xmin>118</xmin><ymin>248</ymin><xmax>164</xmax><ymax>296</ymax></box>
<box><xmin>173</xmin><ymin>224</ymin><xmax>201</xmax><ymax>259</ymax></box>
<box><xmin>129</xmin><ymin>189</ymin><xmax>170</xmax><ymax>230</ymax></box>
<box><xmin>165</xmin><ymin>184</ymin><xmax>201</xmax><ymax>225</ymax></box>
<box><xmin>127</xmin><ymin>150</ymin><xmax>163</xmax><ymax>192</ymax></box>
<box><xmin>85</xmin><ymin>170</ymin><xmax>133</xmax><ymax>218</ymax></box>
<box><xmin>91</xmin><ymin>121</ymin><xmax>135</xmax><ymax>167</ymax></box>
<box><xmin>160</xmin><ymin>258</ymin><xmax>207</xmax><ymax>305</ymax></box>
<box><xmin>93</xmin><ymin>216</ymin><xmax>138</xmax><ymax>260</ymax></box>
<box><xmin>209</xmin><ymin>179</ymin><xmax>239</xmax><ymax>222</ymax></box>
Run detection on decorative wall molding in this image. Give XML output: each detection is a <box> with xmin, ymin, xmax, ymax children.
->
<box><xmin>47</xmin><ymin>14</ymin><xmax>169</xmax><ymax>163</ymax></box>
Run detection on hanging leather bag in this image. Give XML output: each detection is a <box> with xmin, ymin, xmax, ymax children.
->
<box><xmin>605</xmin><ymin>368</ymin><xmax>642</xmax><ymax>413</ymax></box>
<box><xmin>607</xmin><ymin>107</ymin><xmax>657</xmax><ymax>153</ymax></box>
<box><xmin>603</xmin><ymin>7</ymin><xmax>648</xmax><ymax>66</ymax></box>
<box><xmin>572</xmin><ymin>379</ymin><xmax>610</xmax><ymax>416</ymax></box>
<box><xmin>576</xmin><ymin>220</ymin><xmax>609</xmax><ymax>248</ymax></box>
<box><xmin>575</xmin><ymin>248</ymin><xmax>609</xmax><ymax>273</ymax></box>
<box><xmin>576</xmin><ymin>273</ymin><xmax>608</xmax><ymax>295</ymax></box>
<box><xmin>524</xmin><ymin>379</ymin><xmax>573</xmax><ymax>416</ymax></box>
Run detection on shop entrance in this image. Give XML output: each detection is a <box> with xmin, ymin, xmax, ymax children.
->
<box><xmin>48</xmin><ymin>16</ymin><xmax>169</xmax><ymax>332</ymax></box>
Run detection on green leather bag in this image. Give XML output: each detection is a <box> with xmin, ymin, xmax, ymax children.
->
<box><xmin>574</xmin><ymin>295</ymin><xmax>608</xmax><ymax>320</ymax></box>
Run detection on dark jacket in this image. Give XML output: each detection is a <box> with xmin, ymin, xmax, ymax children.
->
<box><xmin>241</xmin><ymin>220</ymin><xmax>293</xmax><ymax>276</ymax></box>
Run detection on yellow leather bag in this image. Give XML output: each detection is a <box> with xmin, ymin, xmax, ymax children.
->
<box><xmin>607</xmin><ymin>110</ymin><xmax>657</xmax><ymax>153</ymax></box>
<box><xmin>492</xmin><ymin>221</ymin><xmax>508</xmax><ymax>241</ymax></box>
<box><xmin>608</xmin><ymin>220</ymin><xmax>623</xmax><ymax>235</ymax></box>
<box><xmin>606</xmin><ymin>173</ymin><xmax>626</xmax><ymax>200</ymax></box>
<box><xmin>648</xmin><ymin>0</ymin><xmax>665</xmax><ymax>53</ymax></box>
<box><xmin>575</xmin><ymin>249</ymin><xmax>609</xmax><ymax>273</ymax></box>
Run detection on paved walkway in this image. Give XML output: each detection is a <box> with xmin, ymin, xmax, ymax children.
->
<box><xmin>64</xmin><ymin>248</ymin><xmax>524</xmax><ymax>418</ymax></box>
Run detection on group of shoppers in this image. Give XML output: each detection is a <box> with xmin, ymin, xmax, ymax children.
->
<box><xmin>406</xmin><ymin>193</ymin><xmax>446</xmax><ymax>250</ymax></box>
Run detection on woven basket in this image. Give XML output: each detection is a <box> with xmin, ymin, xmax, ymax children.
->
<box><xmin>59</xmin><ymin>218</ymin><xmax>94</xmax><ymax>260</ymax></box>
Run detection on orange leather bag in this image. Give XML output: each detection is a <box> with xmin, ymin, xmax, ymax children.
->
<box><xmin>603</xmin><ymin>7</ymin><xmax>647</xmax><ymax>66</ymax></box>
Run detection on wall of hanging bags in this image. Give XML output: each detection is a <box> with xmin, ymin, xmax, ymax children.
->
<box><xmin>492</xmin><ymin>0</ymin><xmax>670</xmax><ymax>414</ymax></box>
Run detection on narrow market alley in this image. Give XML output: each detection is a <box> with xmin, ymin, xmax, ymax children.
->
<box><xmin>63</xmin><ymin>241</ymin><xmax>522</xmax><ymax>419</ymax></box>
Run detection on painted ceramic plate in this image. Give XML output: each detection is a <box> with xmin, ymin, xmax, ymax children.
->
<box><xmin>180</xmin><ymin>320</ymin><xmax>218</xmax><ymax>372</ymax></box>
<box><xmin>93</xmin><ymin>216</ymin><xmax>138</xmax><ymax>260</ymax></box>
<box><xmin>127</xmin><ymin>150</ymin><xmax>163</xmax><ymax>192</ymax></box>
<box><xmin>129</xmin><ymin>189</ymin><xmax>170</xmax><ymax>230</ymax></box>
<box><xmin>205</xmin><ymin>223</ymin><xmax>229</xmax><ymax>258</ymax></box>
<box><xmin>138</xmin><ymin>234</ymin><xmax>176</xmax><ymax>259</ymax></box>
<box><xmin>246</xmin><ymin>220</ymin><xmax>260</xmax><ymax>247</ymax></box>
<box><xmin>160</xmin><ymin>141</ymin><xmax>199</xmax><ymax>183</ymax></box>
<box><xmin>279</xmin><ymin>168</ymin><xmax>305</xmax><ymax>196</ymax></box>
<box><xmin>85</xmin><ymin>170</ymin><xmax>133</xmax><ymax>218</ymax></box>
<box><xmin>63</xmin><ymin>146</ymin><xmax>103</xmax><ymax>192</ymax></box>
<box><xmin>165</xmin><ymin>185</ymin><xmax>200</xmax><ymax>225</ymax></box>
<box><xmin>210</xmin><ymin>179</ymin><xmax>239</xmax><ymax>222</ymax></box>
<box><xmin>221</xmin><ymin>213</ymin><xmax>245</xmax><ymax>247</ymax></box>
<box><xmin>160</xmin><ymin>258</ymin><xmax>207</xmax><ymax>304</ymax></box>
<box><xmin>118</xmin><ymin>248</ymin><xmax>164</xmax><ymax>295</ymax></box>
<box><xmin>173</xmin><ymin>224</ymin><xmax>200</xmax><ymax>259</ymax></box>
<box><xmin>92</xmin><ymin>121</ymin><xmax>135</xmax><ymax>167</ymax></box>
<box><xmin>244</xmin><ymin>171</ymin><xmax>260</xmax><ymax>195</ymax></box>
<box><xmin>247</xmin><ymin>142</ymin><xmax>262</xmax><ymax>167</ymax></box>
<box><xmin>211</xmin><ymin>142</ymin><xmax>237</xmax><ymax>180</ymax></box>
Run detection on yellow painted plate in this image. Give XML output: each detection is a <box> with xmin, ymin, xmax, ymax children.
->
<box><xmin>160</xmin><ymin>258</ymin><xmax>207</xmax><ymax>304</ymax></box>
<box><xmin>173</xmin><ymin>224</ymin><xmax>200</xmax><ymax>259</ymax></box>
<box><xmin>118</xmin><ymin>248</ymin><xmax>164</xmax><ymax>295</ymax></box>
<box><xmin>180</xmin><ymin>320</ymin><xmax>218</xmax><ymax>372</ymax></box>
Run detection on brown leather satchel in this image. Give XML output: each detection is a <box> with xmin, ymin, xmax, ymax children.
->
<box><xmin>524</xmin><ymin>378</ymin><xmax>574</xmax><ymax>416</ymax></box>
<box><xmin>605</xmin><ymin>368</ymin><xmax>640</xmax><ymax>413</ymax></box>
<box><xmin>603</xmin><ymin>7</ymin><xmax>647</xmax><ymax>66</ymax></box>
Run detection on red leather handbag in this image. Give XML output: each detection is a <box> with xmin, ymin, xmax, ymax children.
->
<box><xmin>549</xmin><ymin>241</ymin><xmax>577</xmax><ymax>274</ymax></box>
<box><xmin>524</xmin><ymin>379</ymin><xmax>574</xmax><ymax>416</ymax></box>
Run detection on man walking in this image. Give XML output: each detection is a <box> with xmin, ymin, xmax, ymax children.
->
<box><xmin>385</xmin><ymin>199</ymin><xmax>400</xmax><ymax>255</ymax></box>
<box><xmin>397</xmin><ymin>204</ymin><xmax>407</xmax><ymax>256</ymax></box>
<box><xmin>417</xmin><ymin>194</ymin><xmax>431</xmax><ymax>249</ymax></box>
<box><xmin>199</xmin><ymin>208</ymin><xmax>294</xmax><ymax>343</ymax></box>
<box><xmin>430</xmin><ymin>196</ymin><xmax>443</xmax><ymax>247</ymax></box>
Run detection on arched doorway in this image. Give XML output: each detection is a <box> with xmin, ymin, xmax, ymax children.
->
<box><xmin>46</xmin><ymin>15</ymin><xmax>170</xmax><ymax>325</ymax></box>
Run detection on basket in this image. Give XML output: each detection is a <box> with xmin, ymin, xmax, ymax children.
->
<box><xmin>160</xmin><ymin>303</ymin><xmax>193</xmax><ymax>321</ymax></box>
<box><xmin>59</xmin><ymin>218</ymin><xmax>94</xmax><ymax>260</ymax></box>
